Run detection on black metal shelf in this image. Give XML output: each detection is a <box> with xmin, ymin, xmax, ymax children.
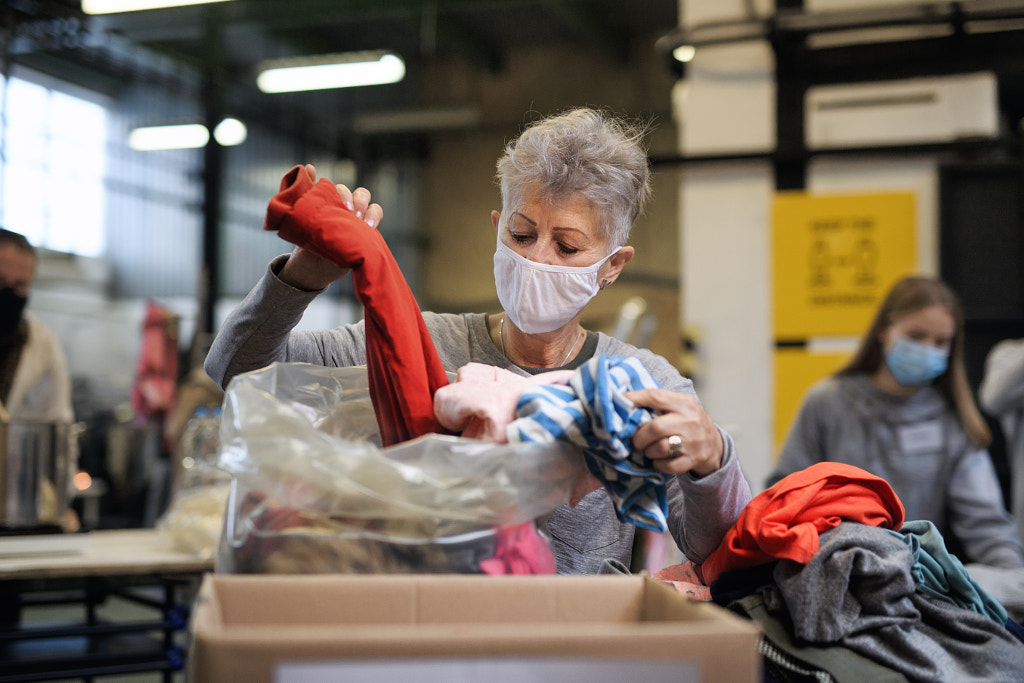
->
<box><xmin>0</xmin><ymin>574</ymin><xmax>195</xmax><ymax>683</ymax></box>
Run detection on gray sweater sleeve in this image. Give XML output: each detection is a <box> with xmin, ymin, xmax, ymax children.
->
<box><xmin>948</xmin><ymin>448</ymin><xmax>1024</xmax><ymax>568</ymax></box>
<box><xmin>205</xmin><ymin>254</ymin><xmax>367</xmax><ymax>388</ymax></box>
<box><xmin>669</xmin><ymin>428</ymin><xmax>751</xmax><ymax>564</ymax></box>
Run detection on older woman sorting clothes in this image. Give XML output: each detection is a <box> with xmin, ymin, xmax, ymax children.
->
<box><xmin>205</xmin><ymin>107</ymin><xmax>752</xmax><ymax>575</ymax></box>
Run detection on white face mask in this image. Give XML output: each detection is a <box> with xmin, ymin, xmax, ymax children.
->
<box><xmin>493</xmin><ymin>236</ymin><xmax>619</xmax><ymax>334</ymax></box>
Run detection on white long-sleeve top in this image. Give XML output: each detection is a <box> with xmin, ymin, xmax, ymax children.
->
<box><xmin>3</xmin><ymin>318</ymin><xmax>74</xmax><ymax>423</ymax></box>
<box><xmin>980</xmin><ymin>338</ymin><xmax>1024</xmax><ymax>548</ymax></box>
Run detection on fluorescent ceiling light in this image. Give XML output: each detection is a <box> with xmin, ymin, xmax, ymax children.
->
<box><xmin>83</xmin><ymin>0</ymin><xmax>235</xmax><ymax>14</ymax></box>
<box><xmin>129</xmin><ymin>118</ymin><xmax>247</xmax><ymax>150</ymax></box>
<box><xmin>256</xmin><ymin>51</ymin><xmax>405</xmax><ymax>93</ymax></box>
<box><xmin>129</xmin><ymin>124</ymin><xmax>209</xmax><ymax>150</ymax></box>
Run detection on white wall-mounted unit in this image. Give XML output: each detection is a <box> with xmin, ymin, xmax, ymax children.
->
<box><xmin>805</xmin><ymin>72</ymin><xmax>999</xmax><ymax>149</ymax></box>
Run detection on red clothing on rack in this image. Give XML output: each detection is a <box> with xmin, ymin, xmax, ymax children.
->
<box><xmin>131</xmin><ymin>301</ymin><xmax>179</xmax><ymax>422</ymax></box>
<box><xmin>265</xmin><ymin>165</ymin><xmax>450</xmax><ymax>446</ymax></box>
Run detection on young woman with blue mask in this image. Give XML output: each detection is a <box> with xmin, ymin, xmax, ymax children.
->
<box><xmin>767</xmin><ymin>276</ymin><xmax>1024</xmax><ymax>580</ymax></box>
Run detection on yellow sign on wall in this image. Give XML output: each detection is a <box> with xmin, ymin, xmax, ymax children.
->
<box><xmin>773</xmin><ymin>191</ymin><xmax>917</xmax><ymax>338</ymax></box>
<box><xmin>772</xmin><ymin>190</ymin><xmax>918</xmax><ymax>456</ymax></box>
<box><xmin>773</xmin><ymin>348</ymin><xmax>853</xmax><ymax>449</ymax></box>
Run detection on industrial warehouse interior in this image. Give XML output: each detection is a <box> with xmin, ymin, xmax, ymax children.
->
<box><xmin>3</xmin><ymin>1</ymin><xmax>1024</xmax><ymax>681</ymax></box>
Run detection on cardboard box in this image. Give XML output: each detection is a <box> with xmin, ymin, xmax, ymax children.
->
<box><xmin>188</xmin><ymin>573</ymin><xmax>761</xmax><ymax>682</ymax></box>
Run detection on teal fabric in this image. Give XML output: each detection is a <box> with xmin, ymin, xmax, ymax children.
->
<box><xmin>890</xmin><ymin>519</ymin><xmax>1007</xmax><ymax>623</ymax></box>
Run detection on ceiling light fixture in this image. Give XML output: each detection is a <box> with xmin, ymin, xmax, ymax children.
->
<box><xmin>129</xmin><ymin>124</ymin><xmax>208</xmax><ymax>151</ymax></box>
<box><xmin>256</xmin><ymin>51</ymin><xmax>405</xmax><ymax>94</ymax></box>
<box><xmin>213</xmin><ymin>118</ymin><xmax>247</xmax><ymax>146</ymax></box>
<box><xmin>82</xmin><ymin>0</ymin><xmax>235</xmax><ymax>14</ymax></box>
<box><xmin>672</xmin><ymin>45</ymin><xmax>696</xmax><ymax>63</ymax></box>
<box><xmin>128</xmin><ymin>118</ymin><xmax>247</xmax><ymax>151</ymax></box>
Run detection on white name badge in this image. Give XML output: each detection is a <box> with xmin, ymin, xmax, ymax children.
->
<box><xmin>898</xmin><ymin>420</ymin><xmax>944</xmax><ymax>454</ymax></box>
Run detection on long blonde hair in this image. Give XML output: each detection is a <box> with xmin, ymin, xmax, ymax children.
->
<box><xmin>838</xmin><ymin>275</ymin><xmax>991</xmax><ymax>447</ymax></box>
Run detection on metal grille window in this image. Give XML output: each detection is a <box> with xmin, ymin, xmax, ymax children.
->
<box><xmin>0</xmin><ymin>74</ymin><xmax>107</xmax><ymax>257</ymax></box>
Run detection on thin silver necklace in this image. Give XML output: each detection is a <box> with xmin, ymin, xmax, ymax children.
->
<box><xmin>500</xmin><ymin>314</ymin><xmax>583</xmax><ymax>368</ymax></box>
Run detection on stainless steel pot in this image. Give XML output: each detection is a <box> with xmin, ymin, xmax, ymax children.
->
<box><xmin>0</xmin><ymin>421</ymin><xmax>77</xmax><ymax>529</ymax></box>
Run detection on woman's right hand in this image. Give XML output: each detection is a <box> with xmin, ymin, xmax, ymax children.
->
<box><xmin>277</xmin><ymin>164</ymin><xmax>384</xmax><ymax>291</ymax></box>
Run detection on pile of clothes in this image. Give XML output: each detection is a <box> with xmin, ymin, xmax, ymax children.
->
<box><xmin>658</xmin><ymin>462</ymin><xmax>1024</xmax><ymax>682</ymax></box>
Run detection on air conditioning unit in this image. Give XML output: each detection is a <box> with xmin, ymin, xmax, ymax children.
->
<box><xmin>805</xmin><ymin>72</ymin><xmax>999</xmax><ymax>149</ymax></box>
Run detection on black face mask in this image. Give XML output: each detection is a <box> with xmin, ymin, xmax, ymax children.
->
<box><xmin>0</xmin><ymin>287</ymin><xmax>28</xmax><ymax>339</ymax></box>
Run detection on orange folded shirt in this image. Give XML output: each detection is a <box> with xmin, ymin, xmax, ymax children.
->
<box><xmin>264</xmin><ymin>165</ymin><xmax>450</xmax><ymax>446</ymax></box>
<box><xmin>698</xmin><ymin>461</ymin><xmax>906</xmax><ymax>585</ymax></box>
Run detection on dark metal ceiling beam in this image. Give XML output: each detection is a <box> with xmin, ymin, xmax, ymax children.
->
<box><xmin>252</xmin><ymin>4</ymin><xmax>504</xmax><ymax>73</ymax></box>
<box><xmin>87</xmin><ymin>0</ymin><xmax>512</xmax><ymax>41</ymax></box>
<box><xmin>776</xmin><ymin>28</ymin><xmax>1024</xmax><ymax>85</ymax></box>
<box><xmin>88</xmin><ymin>0</ymin><xmax>506</xmax><ymax>73</ymax></box>
<box><xmin>424</xmin><ymin>9</ymin><xmax>503</xmax><ymax>73</ymax></box>
<box><xmin>539</xmin><ymin>0</ymin><xmax>630</xmax><ymax>64</ymax></box>
<box><xmin>655</xmin><ymin>0</ymin><xmax>1024</xmax><ymax>54</ymax></box>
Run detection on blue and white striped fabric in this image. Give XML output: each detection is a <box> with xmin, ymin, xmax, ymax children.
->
<box><xmin>507</xmin><ymin>354</ymin><xmax>672</xmax><ymax>532</ymax></box>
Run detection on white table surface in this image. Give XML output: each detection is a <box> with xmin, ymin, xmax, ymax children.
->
<box><xmin>0</xmin><ymin>528</ymin><xmax>214</xmax><ymax>580</ymax></box>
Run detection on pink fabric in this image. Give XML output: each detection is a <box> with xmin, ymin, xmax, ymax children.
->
<box><xmin>131</xmin><ymin>301</ymin><xmax>179</xmax><ymax>422</ymax></box>
<box><xmin>654</xmin><ymin>560</ymin><xmax>711</xmax><ymax>601</ymax></box>
<box><xmin>479</xmin><ymin>521</ymin><xmax>557</xmax><ymax>575</ymax></box>
<box><xmin>433</xmin><ymin>363</ymin><xmax>603</xmax><ymax>505</ymax></box>
<box><xmin>433</xmin><ymin>363</ymin><xmax>573</xmax><ymax>441</ymax></box>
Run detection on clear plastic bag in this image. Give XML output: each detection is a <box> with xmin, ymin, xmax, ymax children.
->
<box><xmin>156</xmin><ymin>406</ymin><xmax>232</xmax><ymax>559</ymax></box>
<box><xmin>216</xmin><ymin>362</ymin><xmax>584</xmax><ymax>574</ymax></box>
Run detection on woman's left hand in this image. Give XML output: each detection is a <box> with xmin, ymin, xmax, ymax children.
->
<box><xmin>624</xmin><ymin>388</ymin><xmax>724</xmax><ymax>477</ymax></box>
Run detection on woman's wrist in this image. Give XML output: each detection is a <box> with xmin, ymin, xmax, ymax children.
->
<box><xmin>278</xmin><ymin>249</ymin><xmax>348</xmax><ymax>291</ymax></box>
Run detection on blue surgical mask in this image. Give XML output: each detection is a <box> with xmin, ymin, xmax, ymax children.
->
<box><xmin>884</xmin><ymin>334</ymin><xmax>949</xmax><ymax>387</ymax></box>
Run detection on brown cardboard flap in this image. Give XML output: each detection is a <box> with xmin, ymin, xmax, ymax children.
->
<box><xmin>205</xmin><ymin>574</ymin><xmax>691</xmax><ymax>625</ymax></box>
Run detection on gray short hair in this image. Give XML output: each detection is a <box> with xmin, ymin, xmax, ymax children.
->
<box><xmin>495</xmin><ymin>108</ymin><xmax>651</xmax><ymax>250</ymax></box>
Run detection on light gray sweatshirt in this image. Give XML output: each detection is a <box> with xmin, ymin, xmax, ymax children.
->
<box><xmin>205</xmin><ymin>255</ymin><xmax>753</xmax><ymax>575</ymax></box>
<box><xmin>979</xmin><ymin>338</ymin><xmax>1024</xmax><ymax>548</ymax></box>
<box><xmin>768</xmin><ymin>374</ymin><xmax>1024</xmax><ymax>569</ymax></box>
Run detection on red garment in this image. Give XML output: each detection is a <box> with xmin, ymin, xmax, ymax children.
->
<box><xmin>698</xmin><ymin>462</ymin><xmax>906</xmax><ymax>585</ymax></box>
<box><xmin>265</xmin><ymin>165</ymin><xmax>450</xmax><ymax>446</ymax></box>
<box><xmin>131</xmin><ymin>301</ymin><xmax>179</xmax><ymax>422</ymax></box>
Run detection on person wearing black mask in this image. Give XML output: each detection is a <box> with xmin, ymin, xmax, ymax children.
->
<box><xmin>0</xmin><ymin>230</ymin><xmax>76</xmax><ymax>638</ymax></box>
<box><xmin>0</xmin><ymin>229</ymin><xmax>72</xmax><ymax>423</ymax></box>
